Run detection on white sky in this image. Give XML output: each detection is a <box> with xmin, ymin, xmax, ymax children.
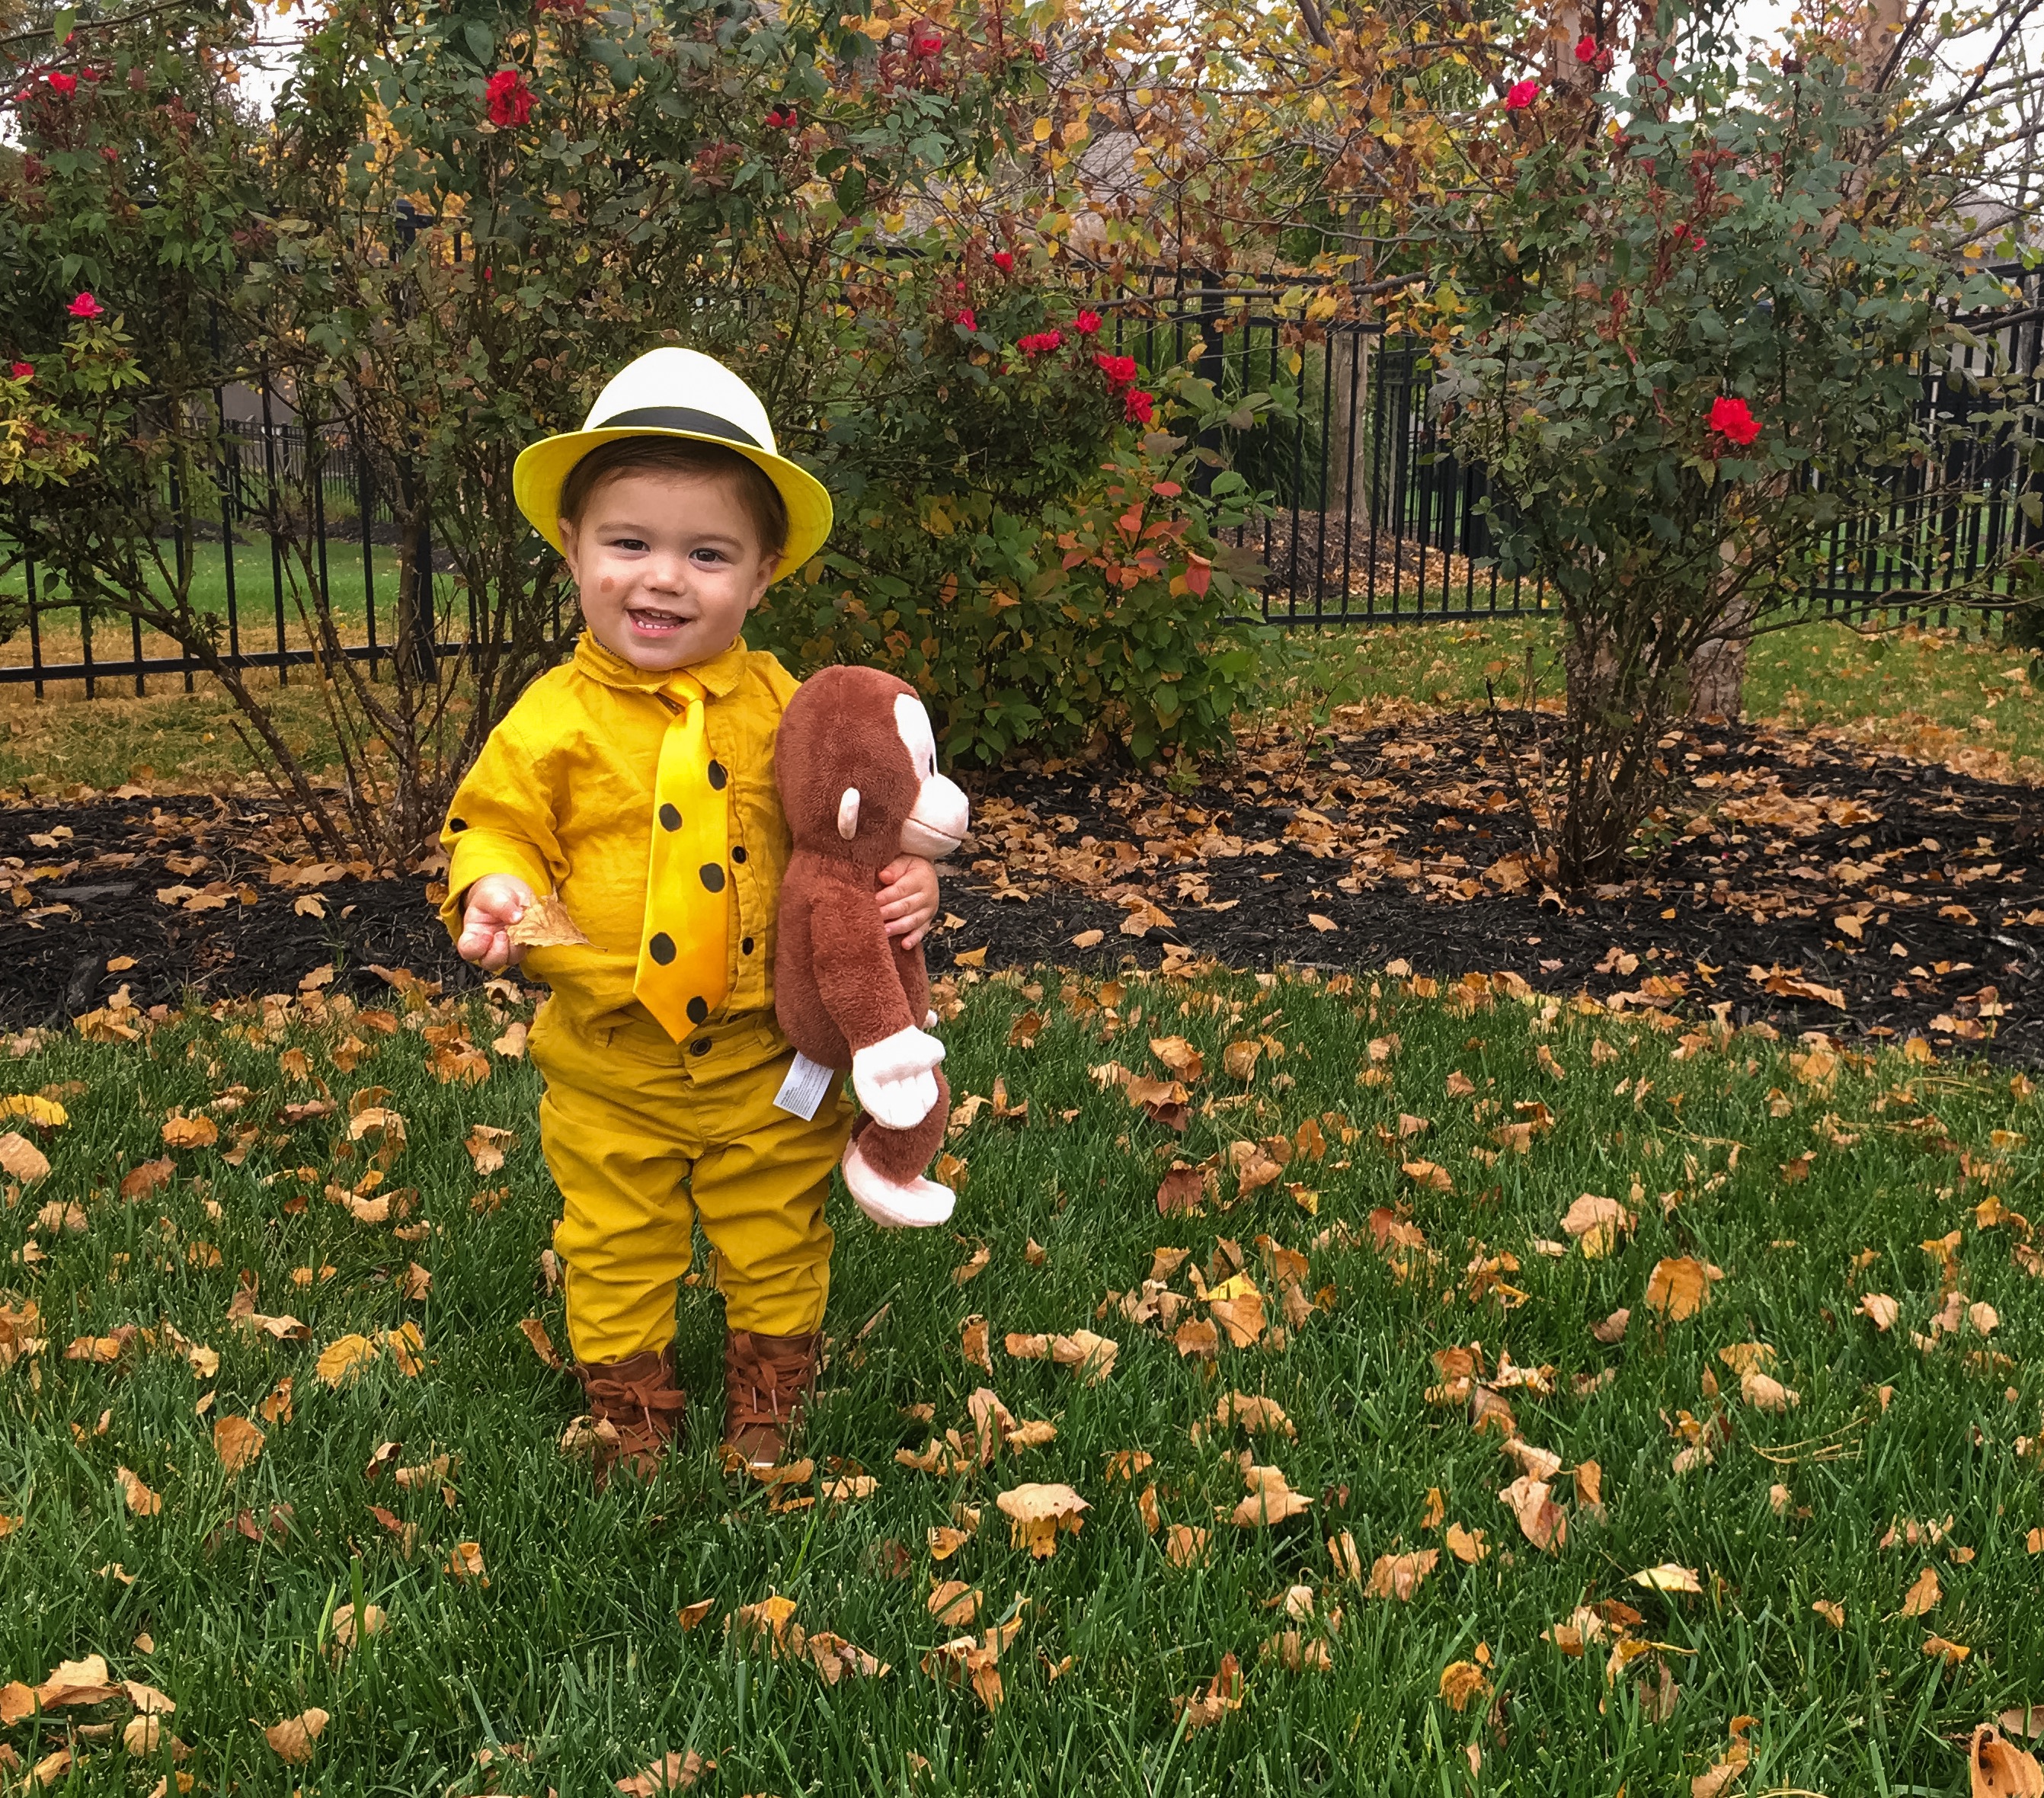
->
<box><xmin>231</xmin><ymin>0</ymin><xmax>1810</xmax><ymax>118</ymax></box>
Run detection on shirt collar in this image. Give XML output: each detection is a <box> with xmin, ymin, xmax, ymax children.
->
<box><xmin>571</xmin><ymin>632</ymin><xmax>752</xmax><ymax>698</ymax></box>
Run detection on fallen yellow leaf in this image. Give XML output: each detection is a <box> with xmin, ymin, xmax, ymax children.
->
<box><xmin>264</xmin><ymin>1708</ymin><xmax>329</xmax><ymax>1764</ymax></box>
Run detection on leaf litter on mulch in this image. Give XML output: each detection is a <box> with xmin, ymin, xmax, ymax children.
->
<box><xmin>0</xmin><ymin>707</ymin><xmax>2039</xmax><ymax>1057</ymax></box>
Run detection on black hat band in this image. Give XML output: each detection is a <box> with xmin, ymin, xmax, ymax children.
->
<box><xmin>596</xmin><ymin>405</ymin><xmax>764</xmax><ymax>450</ymax></box>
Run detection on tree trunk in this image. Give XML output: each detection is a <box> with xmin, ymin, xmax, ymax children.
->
<box><xmin>1687</xmin><ymin>628</ymin><xmax>1747</xmax><ymax>723</ymax></box>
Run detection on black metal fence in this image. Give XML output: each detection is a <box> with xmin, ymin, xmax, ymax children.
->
<box><xmin>4</xmin><ymin>267</ymin><xmax>2042</xmax><ymax>693</ymax></box>
<box><xmin>1092</xmin><ymin>266</ymin><xmax>2044</xmax><ymax>629</ymax></box>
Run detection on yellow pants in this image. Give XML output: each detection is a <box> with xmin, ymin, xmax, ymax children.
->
<box><xmin>528</xmin><ymin>1001</ymin><xmax>850</xmax><ymax>1362</ymax></box>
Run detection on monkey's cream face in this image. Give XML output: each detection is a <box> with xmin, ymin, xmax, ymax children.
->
<box><xmin>893</xmin><ymin>693</ymin><xmax>971</xmax><ymax>857</ymax></box>
<box><xmin>830</xmin><ymin>691</ymin><xmax>971</xmax><ymax>859</ymax></box>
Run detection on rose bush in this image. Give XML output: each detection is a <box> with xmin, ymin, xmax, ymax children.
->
<box><xmin>1</xmin><ymin>0</ymin><xmax>1275</xmax><ymax>855</ymax></box>
<box><xmin>1406</xmin><ymin>5</ymin><xmax>2036</xmax><ymax>882</ymax></box>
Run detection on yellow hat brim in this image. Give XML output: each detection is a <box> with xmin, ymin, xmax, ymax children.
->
<box><xmin>512</xmin><ymin>426</ymin><xmax>833</xmax><ymax>582</ymax></box>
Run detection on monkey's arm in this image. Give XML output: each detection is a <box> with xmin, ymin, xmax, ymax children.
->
<box><xmin>806</xmin><ymin>882</ymin><xmax>945</xmax><ymax>1130</ymax></box>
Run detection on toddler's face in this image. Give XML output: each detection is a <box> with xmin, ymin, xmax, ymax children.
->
<box><xmin>561</xmin><ymin>468</ymin><xmax>776</xmax><ymax>672</ymax></box>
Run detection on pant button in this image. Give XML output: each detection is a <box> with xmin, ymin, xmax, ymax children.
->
<box><xmin>689</xmin><ymin>1038</ymin><xmax>711</xmax><ymax>1057</ymax></box>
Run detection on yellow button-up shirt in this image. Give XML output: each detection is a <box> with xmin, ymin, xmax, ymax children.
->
<box><xmin>438</xmin><ymin>632</ymin><xmax>799</xmax><ymax>1039</ymax></box>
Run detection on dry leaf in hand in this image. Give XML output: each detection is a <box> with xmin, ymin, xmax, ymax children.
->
<box><xmin>508</xmin><ymin>894</ymin><xmax>591</xmax><ymax>949</ymax></box>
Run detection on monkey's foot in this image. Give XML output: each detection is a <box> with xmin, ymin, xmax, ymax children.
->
<box><xmin>843</xmin><ymin>1136</ymin><xmax>955</xmax><ymax>1228</ymax></box>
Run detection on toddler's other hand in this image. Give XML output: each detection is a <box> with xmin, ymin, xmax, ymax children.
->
<box><xmin>877</xmin><ymin>855</ymin><xmax>940</xmax><ymax>951</ymax></box>
<box><xmin>457</xmin><ymin>874</ymin><xmax>537</xmax><ymax>971</ymax></box>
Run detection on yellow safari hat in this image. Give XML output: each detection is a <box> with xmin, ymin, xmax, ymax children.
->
<box><xmin>513</xmin><ymin>347</ymin><xmax>832</xmax><ymax>581</ymax></box>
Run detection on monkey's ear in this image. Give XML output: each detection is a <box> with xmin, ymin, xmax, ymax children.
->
<box><xmin>836</xmin><ymin>787</ymin><xmax>861</xmax><ymax>840</ymax></box>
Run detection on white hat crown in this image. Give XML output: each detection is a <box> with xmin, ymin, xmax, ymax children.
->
<box><xmin>581</xmin><ymin>347</ymin><xmax>779</xmax><ymax>458</ymax></box>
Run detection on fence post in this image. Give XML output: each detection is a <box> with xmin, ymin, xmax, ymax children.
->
<box><xmin>259</xmin><ymin>368</ymin><xmax>289</xmax><ymax>686</ymax></box>
<box><xmin>394</xmin><ymin>200</ymin><xmax>440</xmax><ymax>686</ymax></box>
<box><xmin>24</xmin><ymin>553</ymin><xmax>43</xmax><ymax>701</ymax></box>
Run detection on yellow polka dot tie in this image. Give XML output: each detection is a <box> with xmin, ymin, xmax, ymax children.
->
<box><xmin>634</xmin><ymin>671</ymin><xmax>730</xmax><ymax>1041</ymax></box>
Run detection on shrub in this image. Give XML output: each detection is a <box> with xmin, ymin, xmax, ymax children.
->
<box><xmin>756</xmin><ymin>293</ymin><xmax>1272</xmax><ymax>766</ymax></box>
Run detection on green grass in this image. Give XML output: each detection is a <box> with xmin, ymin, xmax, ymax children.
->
<box><xmin>2</xmin><ymin>966</ymin><xmax>2039</xmax><ymax>1794</ymax></box>
<box><xmin>8</xmin><ymin>609</ymin><xmax>2033</xmax><ymax>800</ymax></box>
<box><xmin>1262</xmin><ymin>616</ymin><xmax>2044</xmax><ymax>775</ymax></box>
<box><xmin>0</xmin><ymin>539</ymin><xmax>403</xmax><ymax>645</ymax></box>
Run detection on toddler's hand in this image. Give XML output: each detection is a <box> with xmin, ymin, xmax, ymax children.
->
<box><xmin>457</xmin><ymin>874</ymin><xmax>537</xmax><ymax>971</ymax></box>
<box><xmin>877</xmin><ymin>855</ymin><xmax>940</xmax><ymax>951</ymax></box>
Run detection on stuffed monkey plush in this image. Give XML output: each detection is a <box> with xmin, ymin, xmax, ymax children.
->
<box><xmin>775</xmin><ymin>667</ymin><xmax>971</xmax><ymax>1227</ymax></box>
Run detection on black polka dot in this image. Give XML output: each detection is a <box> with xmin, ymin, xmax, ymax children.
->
<box><xmin>447</xmin><ymin>817</ymin><xmax>468</xmax><ymax>833</ymax></box>
<box><xmin>648</xmin><ymin>932</ymin><xmax>676</xmax><ymax>965</ymax></box>
<box><xmin>699</xmin><ymin>863</ymin><xmax>725</xmax><ymax>893</ymax></box>
<box><xmin>658</xmin><ymin>802</ymin><xmax>682</xmax><ymax>832</ymax></box>
<box><xmin>706</xmin><ymin>760</ymin><xmax>728</xmax><ymax>790</ymax></box>
<box><xmin>731</xmin><ymin>845</ymin><xmax>747</xmax><ymax>864</ymax></box>
<box><xmin>686</xmin><ymin>996</ymin><xmax>709</xmax><ymax>1025</ymax></box>
<box><xmin>741</xmin><ymin>936</ymin><xmax>754</xmax><ymax>955</ymax></box>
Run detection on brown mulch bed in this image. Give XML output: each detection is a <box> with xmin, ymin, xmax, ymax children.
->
<box><xmin>0</xmin><ymin>707</ymin><xmax>2039</xmax><ymax>1059</ymax></box>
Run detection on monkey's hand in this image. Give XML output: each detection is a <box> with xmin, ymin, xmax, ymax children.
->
<box><xmin>852</xmin><ymin>1025</ymin><xmax>946</xmax><ymax>1129</ymax></box>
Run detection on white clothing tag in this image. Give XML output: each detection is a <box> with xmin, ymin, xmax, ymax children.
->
<box><xmin>772</xmin><ymin>1051</ymin><xmax>839</xmax><ymax>1121</ymax></box>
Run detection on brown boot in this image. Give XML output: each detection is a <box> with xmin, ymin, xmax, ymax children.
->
<box><xmin>571</xmin><ymin>1346</ymin><xmax>687</xmax><ymax>1487</ymax></box>
<box><xmin>721</xmin><ymin>1329</ymin><xmax>820</xmax><ymax>1470</ymax></box>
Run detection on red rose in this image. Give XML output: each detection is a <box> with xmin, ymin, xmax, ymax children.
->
<box><xmin>1708</xmin><ymin>395</ymin><xmax>1761</xmax><ymax>446</ymax></box>
<box><xmin>46</xmin><ymin>71</ymin><xmax>78</xmax><ymax>94</ymax></box>
<box><xmin>1095</xmin><ymin>351</ymin><xmax>1137</xmax><ymax>388</ymax></box>
<box><xmin>952</xmin><ymin>307</ymin><xmax>977</xmax><ymax>331</ymax></box>
<box><xmin>1505</xmin><ymin>78</ymin><xmax>1539</xmax><ymax>110</ymax></box>
<box><xmin>992</xmin><ymin>250</ymin><xmax>1014</xmax><ymax>273</ymax></box>
<box><xmin>1018</xmin><ymin>329</ymin><xmax>1063</xmax><ymax>355</ymax></box>
<box><xmin>7</xmin><ymin>362</ymin><xmax>30</xmax><ymax>381</ymax></box>
<box><xmin>66</xmin><ymin>291</ymin><xmax>104</xmax><ymax>320</ymax></box>
<box><xmin>1575</xmin><ymin>35</ymin><xmax>1597</xmax><ymax>62</ymax></box>
<box><xmin>1074</xmin><ymin>309</ymin><xmax>1102</xmax><ymax>335</ymax></box>
<box><xmin>1124</xmin><ymin>388</ymin><xmax>1154</xmax><ymax>426</ymax></box>
<box><xmin>485</xmin><ymin>68</ymin><xmax>533</xmax><ymax>128</ymax></box>
<box><xmin>912</xmin><ymin>32</ymin><xmax>942</xmax><ymax>55</ymax></box>
<box><xmin>80</xmin><ymin>66</ymin><xmax>101</xmax><ymax>81</ymax></box>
